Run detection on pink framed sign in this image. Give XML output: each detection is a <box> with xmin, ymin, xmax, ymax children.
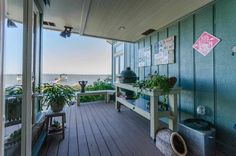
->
<box><xmin>192</xmin><ymin>32</ymin><xmax>220</xmax><ymax>56</ymax></box>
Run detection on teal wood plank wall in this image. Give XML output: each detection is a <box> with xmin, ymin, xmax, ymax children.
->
<box><xmin>114</xmin><ymin>0</ymin><xmax>236</xmax><ymax>154</ymax></box>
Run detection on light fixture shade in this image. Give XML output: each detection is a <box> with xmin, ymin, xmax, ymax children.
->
<box><xmin>67</xmin><ymin>33</ymin><xmax>71</xmax><ymax>37</ymax></box>
<box><xmin>7</xmin><ymin>19</ymin><xmax>17</xmax><ymax>28</ymax></box>
<box><xmin>60</xmin><ymin>31</ymin><xmax>67</xmax><ymax>38</ymax></box>
<box><xmin>60</xmin><ymin>26</ymin><xmax>73</xmax><ymax>38</ymax></box>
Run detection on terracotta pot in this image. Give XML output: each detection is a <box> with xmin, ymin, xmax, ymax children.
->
<box><xmin>156</xmin><ymin>128</ymin><xmax>187</xmax><ymax>156</ymax></box>
<box><xmin>50</xmin><ymin>102</ymin><xmax>64</xmax><ymax>112</ymax></box>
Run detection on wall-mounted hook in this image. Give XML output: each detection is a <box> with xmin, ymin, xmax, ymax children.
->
<box><xmin>231</xmin><ymin>46</ymin><xmax>236</xmax><ymax>56</ymax></box>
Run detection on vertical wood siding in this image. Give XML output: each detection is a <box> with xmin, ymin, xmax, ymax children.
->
<box><xmin>118</xmin><ymin>0</ymin><xmax>236</xmax><ymax>154</ymax></box>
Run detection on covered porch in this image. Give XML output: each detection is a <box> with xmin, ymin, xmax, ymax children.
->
<box><xmin>1</xmin><ymin>0</ymin><xmax>236</xmax><ymax>156</ymax></box>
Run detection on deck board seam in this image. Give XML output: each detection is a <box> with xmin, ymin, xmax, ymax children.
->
<box><xmin>100</xmin><ymin>103</ymin><xmax>160</xmax><ymax>154</ymax></box>
<box><xmin>96</xmin><ymin>103</ymin><xmax>142</xmax><ymax>156</ymax></box>
<box><xmin>74</xmin><ymin>106</ymin><xmax>80</xmax><ymax>156</ymax></box>
<box><xmin>83</xmin><ymin>102</ymin><xmax>111</xmax><ymax>156</ymax></box>
<box><xmin>83</xmin><ymin>104</ymin><xmax>102</xmax><ymax>156</ymax></box>
<box><xmin>87</xmin><ymin>103</ymin><xmax>124</xmax><ymax>156</ymax></box>
<box><xmin>90</xmin><ymin>103</ymin><xmax>138</xmax><ymax>156</ymax></box>
<box><xmin>65</xmin><ymin>107</ymin><xmax>71</xmax><ymax>156</ymax></box>
<box><xmin>98</xmin><ymin>104</ymin><xmax>154</xmax><ymax>155</ymax></box>
<box><xmin>78</xmin><ymin>105</ymin><xmax>91</xmax><ymax>156</ymax></box>
<box><xmin>107</xmin><ymin>104</ymin><xmax>150</xmax><ymax>134</ymax></box>
<box><xmin>84</xmin><ymin>105</ymin><xmax>113</xmax><ymax>156</ymax></box>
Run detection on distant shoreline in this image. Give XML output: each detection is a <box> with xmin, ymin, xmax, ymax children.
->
<box><xmin>4</xmin><ymin>74</ymin><xmax>111</xmax><ymax>87</ymax></box>
<box><xmin>5</xmin><ymin>73</ymin><xmax>111</xmax><ymax>75</ymax></box>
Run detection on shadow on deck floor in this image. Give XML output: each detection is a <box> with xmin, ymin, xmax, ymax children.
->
<box><xmin>40</xmin><ymin>101</ymin><xmax>163</xmax><ymax>156</ymax></box>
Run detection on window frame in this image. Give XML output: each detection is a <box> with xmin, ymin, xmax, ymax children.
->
<box><xmin>112</xmin><ymin>42</ymin><xmax>125</xmax><ymax>83</ymax></box>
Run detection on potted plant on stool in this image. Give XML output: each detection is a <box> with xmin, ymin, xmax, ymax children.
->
<box><xmin>42</xmin><ymin>83</ymin><xmax>75</xmax><ymax>112</ymax></box>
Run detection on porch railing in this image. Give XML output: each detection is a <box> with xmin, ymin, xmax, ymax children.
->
<box><xmin>5</xmin><ymin>95</ymin><xmax>22</xmax><ymax>127</ymax></box>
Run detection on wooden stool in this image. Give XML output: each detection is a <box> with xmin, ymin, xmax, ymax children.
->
<box><xmin>45</xmin><ymin>109</ymin><xmax>66</xmax><ymax>139</ymax></box>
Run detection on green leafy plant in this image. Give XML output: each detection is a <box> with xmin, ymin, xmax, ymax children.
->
<box><xmin>72</xmin><ymin>78</ymin><xmax>114</xmax><ymax>102</ymax></box>
<box><xmin>5</xmin><ymin>85</ymin><xmax>22</xmax><ymax>122</ymax></box>
<box><xmin>5</xmin><ymin>85</ymin><xmax>22</xmax><ymax>96</ymax></box>
<box><xmin>42</xmin><ymin>83</ymin><xmax>75</xmax><ymax>111</ymax></box>
<box><xmin>133</xmin><ymin>74</ymin><xmax>173</xmax><ymax>93</ymax></box>
<box><xmin>133</xmin><ymin>74</ymin><xmax>176</xmax><ymax>112</ymax></box>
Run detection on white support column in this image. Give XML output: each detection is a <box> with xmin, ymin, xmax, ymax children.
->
<box><xmin>150</xmin><ymin>95</ymin><xmax>159</xmax><ymax>140</ymax></box>
<box><xmin>0</xmin><ymin>0</ymin><xmax>5</xmax><ymax>155</ymax></box>
<box><xmin>21</xmin><ymin>0</ymin><xmax>33</xmax><ymax>155</ymax></box>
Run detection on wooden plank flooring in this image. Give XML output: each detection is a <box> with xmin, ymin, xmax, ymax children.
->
<box><xmin>40</xmin><ymin>101</ymin><xmax>163</xmax><ymax>156</ymax></box>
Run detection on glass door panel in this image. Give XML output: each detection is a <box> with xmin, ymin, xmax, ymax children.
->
<box><xmin>4</xmin><ymin>0</ymin><xmax>23</xmax><ymax>155</ymax></box>
<box><xmin>3</xmin><ymin>1</ymin><xmax>42</xmax><ymax>155</ymax></box>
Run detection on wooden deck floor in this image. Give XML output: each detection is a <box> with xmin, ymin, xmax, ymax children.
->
<box><xmin>40</xmin><ymin>101</ymin><xmax>163</xmax><ymax>156</ymax></box>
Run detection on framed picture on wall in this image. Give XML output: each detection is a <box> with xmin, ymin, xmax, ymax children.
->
<box><xmin>153</xmin><ymin>36</ymin><xmax>175</xmax><ymax>65</ymax></box>
<box><xmin>138</xmin><ymin>46</ymin><xmax>151</xmax><ymax>67</ymax></box>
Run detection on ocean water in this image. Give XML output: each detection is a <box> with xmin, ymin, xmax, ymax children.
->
<box><xmin>4</xmin><ymin>74</ymin><xmax>111</xmax><ymax>87</ymax></box>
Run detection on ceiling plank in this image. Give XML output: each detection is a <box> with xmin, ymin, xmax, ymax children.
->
<box><xmin>79</xmin><ymin>0</ymin><xmax>91</xmax><ymax>34</ymax></box>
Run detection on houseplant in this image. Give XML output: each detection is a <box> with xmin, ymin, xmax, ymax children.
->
<box><xmin>42</xmin><ymin>83</ymin><xmax>75</xmax><ymax>112</ymax></box>
<box><xmin>133</xmin><ymin>74</ymin><xmax>177</xmax><ymax>93</ymax></box>
<box><xmin>133</xmin><ymin>74</ymin><xmax>177</xmax><ymax>110</ymax></box>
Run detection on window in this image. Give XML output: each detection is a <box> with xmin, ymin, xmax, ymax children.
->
<box><xmin>112</xmin><ymin>42</ymin><xmax>124</xmax><ymax>82</ymax></box>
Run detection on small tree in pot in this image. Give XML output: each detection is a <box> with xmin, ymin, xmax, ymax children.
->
<box><xmin>42</xmin><ymin>83</ymin><xmax>75</xmax><ymax>112</ymax></box>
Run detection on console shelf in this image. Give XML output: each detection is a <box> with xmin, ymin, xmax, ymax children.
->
<box><xmin>114</xmin><ymin>83</ymin><xmax>181</xmax><ymax>140</ymax></box>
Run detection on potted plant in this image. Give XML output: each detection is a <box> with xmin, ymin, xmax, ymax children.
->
<box><xmin>42</xmin><ymin>83</ymin><xmax>75</xmax><ymax>112</ymax></box>
<box><xmin>133</xmin><ymin>74</ymin><xmax>177</xmax><ymax>93</ymax></box>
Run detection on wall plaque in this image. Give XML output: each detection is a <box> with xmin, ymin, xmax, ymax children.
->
<box><xmin>153</xmin><ymin>36</ymin><xmax>175</xmax><ymax>65</ymax></box>
<box><xmin>138</xmin><ymin>47</ymin><xmax>151</xmax><ymax>67</ymax></box>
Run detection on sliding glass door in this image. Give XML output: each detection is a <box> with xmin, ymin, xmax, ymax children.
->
<box><xmin>2</xmin><ymin>0</ymin><xmax>43</xmax><ymax>155</ymax></box>
<box><xmin>4</xmin><ymin>0</ymin><xmax>24</xmax><ymax>155</ymax></box>
<box><xmin>32</xmin><ymin>3</ymin><xmax>42</xmax><ymax>124</ymax></box>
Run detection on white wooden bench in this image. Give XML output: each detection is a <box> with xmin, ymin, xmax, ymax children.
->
<box><xmin>77</xmin><ymin>90</ymin><xmax>115</xmax><ymax>106</ymax></box>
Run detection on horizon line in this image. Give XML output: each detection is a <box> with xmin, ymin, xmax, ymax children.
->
<box><xmin>5</xmin><ymin>73</ymin><xmax>111</xmax><ymax>75</ymax></box>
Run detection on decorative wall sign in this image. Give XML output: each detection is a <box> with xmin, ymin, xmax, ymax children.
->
<box><xmin>153</xmin><ymin>36</ymin><xmax>175</xmax><ymax>65</ymax></box>
<box><xmin>192</xmin><ymin>32</ymin><xmax>220</xmax><ymax>56</ymax></box>
<box><xmin>138</xmin><ymin>47</ymin><xmax>151</xmax><ymax>67</ymax></box>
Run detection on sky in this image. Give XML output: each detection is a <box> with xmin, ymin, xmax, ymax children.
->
<box><xmin>5</xmin><ymin>22</ymin><xmax>112</xmax><ymax>75</ymax></box>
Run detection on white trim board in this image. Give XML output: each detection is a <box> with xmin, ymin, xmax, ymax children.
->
<box><xmin>21</xmin><ymin>0</ymin><xmax>33</xmax><ymax>155</ymax></box>
<box><xmin>0</xmin><ymin>0</ymin><xmax>5</xmax><ymax>155</ymax></box>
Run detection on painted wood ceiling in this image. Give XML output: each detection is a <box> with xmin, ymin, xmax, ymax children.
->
<box><xmin>7</xmin><ymin>0</ymin><xmax>213</xmax><ymax>42</ymax></box>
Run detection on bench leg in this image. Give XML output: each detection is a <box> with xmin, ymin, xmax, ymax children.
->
<box><xmin>115</xmin><ymin>96</ymin><xmax>121</xmax><ymax>112</ymax></box>
<box><xmin>106</xmin><ymin>94</ymin><xmax>110</xmax><ymax>103</ymax></box>
<box><xmin>115</xmin><ymin>87</ymin><xmax>121</xmax><ymax>111</ymax></box>
<box><xmin>77</xmin><ymin>95</ymin><xmax>80</xmax><ymax>106</ymax></box>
